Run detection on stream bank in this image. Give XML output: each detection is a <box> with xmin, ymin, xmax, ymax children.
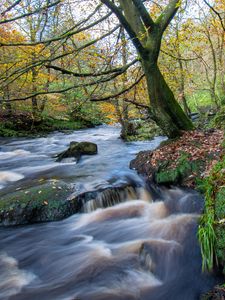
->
<box><xmin>0</xmin><ymin>111</ymin><xmax>97</xmax><ymax>138</ymax></box>
<box><xmin>130</xmin><ymin>129</ymin><xmax>225</xmax><ymax>296</ymax></box>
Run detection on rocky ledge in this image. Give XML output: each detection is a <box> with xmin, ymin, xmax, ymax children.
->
<box><xmin>0</xmin><ymin>180</ymin><xmax>141</xmax><ymax>226</ymax></box>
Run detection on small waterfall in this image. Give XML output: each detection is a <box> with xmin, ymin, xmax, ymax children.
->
<box><xmin>81</xmin><ymin>185</ymin><xmax>151</xmax><ymax>213</ymax></box>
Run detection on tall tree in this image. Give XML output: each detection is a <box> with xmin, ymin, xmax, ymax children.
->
<box><xmin>101</xmin><ymin>0</ymin><xmax>193</xmax><ymax>137</ymax></box>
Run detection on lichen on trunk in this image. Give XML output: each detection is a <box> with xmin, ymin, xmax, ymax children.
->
<box><xmin>143</xmin><ymin>60</ymin><xmax>193</xmax><ymax>137</ymax></box>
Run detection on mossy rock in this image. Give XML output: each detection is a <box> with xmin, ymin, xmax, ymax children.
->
<box><xmin>124</xmin><ymin>120</ymin><xmax>163</xmax><ymax>141</ymax></box>
<box><xmin>209</xmin><ymin>106</ymin><xmax>225</xmax><ymax>130</ymax></box>
<box><xmin>215</xmin><ymin>186</ymin><xmax>225</xmax><ymax>221</ymax></box>
<box><xmin>155</xmin><ymin>154</ymin><xmax>206</xmax><ymax>185</ymax></box>
<box><xmin>215</xmin><ymin>186</ymin><xmax>225</xmax><ymax>274</ymax></box>
<box><xmin>0</xmin><ymin>182</ymin><xmax>138</xmax><ymax>226</ymax></box>
<box><xmin>0</xmin><ymin>181</ymin><xmax>78</xmax><ymax>225</ymax></box>
<box><xmin>56</xmin><ymin>141</ymin><xmax>98</xmax><ymax>162</ymax></box>
<box><xmin>215</xmin><ymin>224</ymin><xmax>225</xmax><ymax>275</ymax></box>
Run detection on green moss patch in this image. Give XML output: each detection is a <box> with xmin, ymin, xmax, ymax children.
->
<box><xmin>198</xmin><ymin>156</ymin><xmax>225</xmax><ymax>274</ymax></box>
<box><xmin>0</xmin><ymin>181</ymin><xmax>75</xmax><ymax>225</ymax></box>
<box><xmin>124</xmin><ymin>120</ymin><xmax>163</xmax><ymax>141</ymax></box>
<box><xmin>155</xmin><ymin>152</ymin><xmax>206</xmax><ymax>185</ymax></box>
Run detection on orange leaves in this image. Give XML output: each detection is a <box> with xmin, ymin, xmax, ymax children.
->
<box><xmin>150</xmin><ymin>130</ymin><xmax>224</xmax><ymax>170</ymax></box>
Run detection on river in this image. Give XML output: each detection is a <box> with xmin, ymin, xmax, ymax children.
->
<box><xmin>0</xmin><ymin>126</ymin><xmax>216</xmax><ymax>299</ymax></box>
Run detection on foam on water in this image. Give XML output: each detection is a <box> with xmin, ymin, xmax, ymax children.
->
<box><xmin>0</xmin><ymin>253</ymin><xmax>36</xmax><ymax>299</ymax></box>
<box><xmin>0</xmin><ymin>150</ymin><xmax>31</xmax><ymax>160</ymax></box>
<box><xmin>0</xmin><ymin>171</ymin><xmax>24</xmax><ymax>189</ymax></box>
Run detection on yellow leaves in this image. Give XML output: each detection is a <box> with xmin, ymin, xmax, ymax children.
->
<box><xmin>175</xmin><ymin>0</ymin><xmax>182</xmax><ymax>8</ymax></box>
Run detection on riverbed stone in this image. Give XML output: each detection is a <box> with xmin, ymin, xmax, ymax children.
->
<box><xmin>0</xmin><ymin>181</ymin><xmax>78</xmax><ymax>226</ymax></box>
<box><xmin>0</xmin><ymin>181</ymin><xmax>140</xmax><ymax>226</ymax></box>
<box><xmin>56</xmin><ymin>141</ymin><xmax>98</xmax><ymax>162</ymax></box>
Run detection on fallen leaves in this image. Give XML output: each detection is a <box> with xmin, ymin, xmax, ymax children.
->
<box><xmin>150</xmin><ymin>130</ymin><xmax>224</xmax><ymax>175</ymax></box>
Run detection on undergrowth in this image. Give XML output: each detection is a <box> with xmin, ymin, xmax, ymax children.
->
<box><xmin>197</xmin><ymin>154</ymin><xmax>225</xmax><ymax>273</ymax></box>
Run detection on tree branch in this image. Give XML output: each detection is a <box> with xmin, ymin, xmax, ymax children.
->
<box><xmin>124</xmin><ymin>98</ymin><xmax>149</xmax><ymax>109</ymax></box>
<box><xmin>101</xmin><ymin>0</ymin><xmax>146</xmax><ymax>56</ymax></box>
<box><xmin>0</xmin><ymin>0</ymin><xmax>61</xmax><ymax>25</ymax></box>
<box><xmin>131</xmin><ymin>0</ymin><xmax>155</xmax><ymax>31</ymax></box>
<box><xmin>0</xmin><ymin>10</ymin><xmax>112</xmax><ymax>47</ymax></box>
<box><xmin>90</xmin><ymin>74</ymin><xmax>145</xmax><ymax>102</ymax></box>
<box><xmin>1</xmin><ymin>0</ymin><xmax>23</xmax><ymax>16</ymax></box>
<box><xmin>160</xmin><ymin>49</ymin><xmax>198</xmax><ymax>61</ymax></box>
<box><xmin>6</xmin><ymin>64</ymin><xmax>130</xmax><ymax>102</ymax></box>
<box><xmin>203</xmin><ymin>0</ymin><xmax>225</xmax><ymax>32</ymax></box>
<box><xmin>156</xmin><ymin>0</ymin><xmax>180</xmax><ymax>33</ymax></box>
<box><xmin>1</xmin><ymin>25</ymin><xmax>120</xmax><ymax>84</ymax></box>
<box><xmin>46</xmin><ymin>59</ymin><xmax>138</xmax><ymax>77</ymax></box>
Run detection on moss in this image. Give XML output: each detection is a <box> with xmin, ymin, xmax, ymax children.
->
<box><xmin>214</xmin><ymin>186</ymin><xmax>225</xmax><ymax>274</ymax></box>
<box><xmin>125</xmin><ymin>120</ymin><xmax>163</xmax><ymax>141</ymax></box>
<box><xmin>209</xmin><ymin>106</ymin><xmax>225</xmax><ymax>130</ymax></box>
<box><xmin>0</xmin><ymin>181</ymin><xmax>74</xmax><ymax>225</ymax></box>
<box><xmin>197</xmin><ymin>155</ymin><xmax>225</xmax><ymax>274</ymax></box>
<box><xmin>156</xmin><ymin>168</ymin><xmax>179</xmax><ymax>184</ymax></box>
<box><xmin>215</xmin><ymin>225</ymin><xmax>225</xmax><ymax>274</ymax></box>
<box><xmin>215</xmin><ymin>186</ymin><xmax>225</xmax><ymax>221</ymax></box>
<box><xmin>0</xmin><ymin>182</ymin><xmax>69</xmax><ymax>209</ymax></box>
<box><xmin>0</xmin><ymin>117</ymin><xmax>89</xmax><ymax>137</ymax></box>
<box><xmin>155</xmin><ymin>152</ymin><xmax>206</xmax><ymax>185</ymax></box>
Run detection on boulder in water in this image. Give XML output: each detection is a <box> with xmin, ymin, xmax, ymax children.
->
<box><xmin>56</xmin><ymin>141</ymin><xmax>98</xmax><ymax>162</ymax></box>
<box><xmin>0</xmin><ymin>182</ymin><xmax>140</xmax><ymax>226</ymax></box>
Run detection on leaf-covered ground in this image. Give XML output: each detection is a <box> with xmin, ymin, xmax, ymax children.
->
<box><xmin>152</xmin><ymin>129</ymin><xmax>223</xmax><ymax>177</ymax></box>
<box><xmin>130</xmin><ymin>129</ymin><xmax>224</xmax><ymax>187</ymax></box>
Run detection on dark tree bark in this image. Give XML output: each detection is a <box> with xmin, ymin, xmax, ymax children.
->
<box><xmin>101</xmin><ymin>0</ymin><xmax>193</xmax><ymax>137</ymax></box>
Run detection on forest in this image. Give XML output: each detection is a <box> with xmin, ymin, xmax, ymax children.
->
<box><xmin>0</xmin><ymin>1</ymin><xmax>224</xmax><ymax>300</ymax></box>
<box><xmin>0</xmin><ymin>0</ymin><xmax>224</xmax><ymax>137</ymax></box>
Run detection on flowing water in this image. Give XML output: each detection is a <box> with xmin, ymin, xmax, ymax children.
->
<box><xmin>0</xmin><ymin>126</ymin><xmax>165</xmax><ymax>193</ymax></box>
<box><xmin>0</xmin><ymin>126</ymin><xmax>216</xmax><ymax>299</ymax></box>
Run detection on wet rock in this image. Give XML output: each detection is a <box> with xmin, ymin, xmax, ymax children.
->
<box><xmin>56</xmin><ymin>141</ymin><xmax>98</xmax><ymax>162</ymax></box>
<box><xmin>201</xmin><ymin>285</ymin><xmax>225</xmax><ymax>300</ymax></box>
<box><xmin>0</xmin><ymin>182</ymin><xmax>141</xmax><ymax>226</ymax></box>
<box><xmin>0</xmin><ymin>181</ymin><xmax>77</xmax><ymax>226</ymax></box>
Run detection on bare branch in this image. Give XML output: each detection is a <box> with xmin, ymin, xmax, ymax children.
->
<box><xmin>0</xmin><ymin>0</ymin><xmax>61</xmax><ymax>25</ymax></box>
<box><xmin>0</xmin><ymin>10</ymin><xmax>112</xmax><ymax>47</ymax></box>
<box><xmin>90</xmin><ymin>74</ymin><xmax>145</xmax><ymax>102</ymax></box>
<box><xmin>160</xmin><ymin>49</ymin><xmax>198</xmax><ymax>61</ymax></box>
<box><xmin>1</xmin><ymin>0</ymin><xmax>23</xmax><ymax>16</ymax></box>
<box><xmin>6</xmin><ymin>63</ymin><xmax>130</xmax><ymax>102</ymax></box>
<box><xmin>1</xmin><ymin>25</ymin><xmax>120</xmax><ymax>84</ymax></box>
<box><xmin>46</xmin><ymin>59</ymin><xmax>139</xmax><ymax>77</ymax></box>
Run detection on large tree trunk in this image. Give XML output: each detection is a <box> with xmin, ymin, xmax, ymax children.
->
<box><xmin>143</xmin><ymin>61</ymin><xmax>193</xmax><ymax>138</ymax></box>
<box><xmin>102</xmin><ymin>0</ymin><xmax>194</xmax><ymax>138</ymax></box>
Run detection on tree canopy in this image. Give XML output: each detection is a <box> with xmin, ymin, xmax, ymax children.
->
<box><xmin>0</xmin><ymin>0</ymin><xmax>224</xmax><ymax>136</ymax></box>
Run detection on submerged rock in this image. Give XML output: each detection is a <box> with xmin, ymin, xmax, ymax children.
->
<box><xmin>56</xmin><ymin>141</ymin><xmax>98</xmax><ymax>162</ymax></box>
